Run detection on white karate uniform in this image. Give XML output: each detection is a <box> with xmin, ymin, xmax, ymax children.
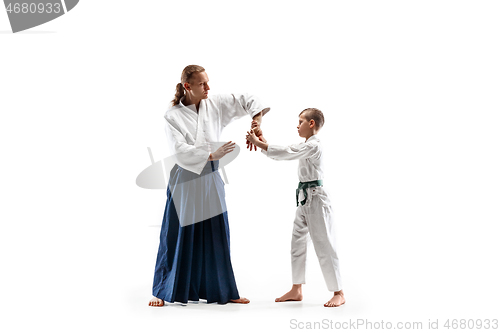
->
<box><xmin>165</xmin><ymin>94</ymin><xmax>270</xmax><ymax>175</ymax></box>
<box><xmin>262</xmin><ymin>135</ymin><xmax>342</xmax><ymax>292</ymax></box>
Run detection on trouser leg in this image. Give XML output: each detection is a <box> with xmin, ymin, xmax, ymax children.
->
<box><xmin>307</xmin><ymin>199</ymin><xmax>342</xmax><ymax>292</ymax></box>
<box><xmin>291</xmin><ymin>205</ymin><xmax>310</xmax><ymax>285</ymax></box>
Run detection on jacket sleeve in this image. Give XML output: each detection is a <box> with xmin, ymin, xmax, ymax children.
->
<box><xmin>261</xmin><ymin>142</ymin><xmax>321</xmax><ymax>161</ymax></box>
<box><xmin>164</xmin><ymin>116</ymin><xmax>210</xmax><ymax>175</ymax></box>
<box><xmin>217</xmin><ymin>93</ymin><xmax>270</xmax><ymax>129</ymax></box>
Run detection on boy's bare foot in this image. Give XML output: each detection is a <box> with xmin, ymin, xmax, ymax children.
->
<box><xmin>148</xmin><ymin>296</ymin><xmax>164</xmax><ymax>307</ymax></box>
<box><xmin>275</xmin><ymin>284</ymin><xmax>303</xmax><ymax>302</ymax></box>
<box><xmin>229</xmin><ymin>297</ymin><xmax>250</xmax><ymax>304</ymax></box>
<box><xmin>324</xmin><ymin>290</ymin><xmax>345</xmax><ymax>307</ymax></box>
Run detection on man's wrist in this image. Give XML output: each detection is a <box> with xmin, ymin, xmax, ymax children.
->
<box><xmin>252</xmin><ymin>112</ymin><xmax>262</xmax><ymax>124</ymax></box>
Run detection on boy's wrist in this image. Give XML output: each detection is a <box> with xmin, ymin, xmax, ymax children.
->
<box><xmin>257</xmin><ymin>142</ymin><xmax>268</xmax><ymax>151</ymax></box>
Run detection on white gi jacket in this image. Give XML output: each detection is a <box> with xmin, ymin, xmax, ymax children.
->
<box><xmin>165</xmin><ymin>94</ymin><xmax>270</xmax><ymax>175</ymax></box>
<box><xmin>262</xmin><ymin>135</ymin><xmax>330</xmax><ymax>205</ymax></box>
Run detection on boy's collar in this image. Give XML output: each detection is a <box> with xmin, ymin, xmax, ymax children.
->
<box><xmin>306</xmin><ymin>134</ymin><xmax>319</xmax><ymax>142</ymax></box>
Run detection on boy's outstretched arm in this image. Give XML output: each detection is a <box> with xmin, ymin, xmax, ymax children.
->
<box><xmin>246</xmin><ymin>129</ymin><xmax>268</xmax><ymax>151</ymax></box>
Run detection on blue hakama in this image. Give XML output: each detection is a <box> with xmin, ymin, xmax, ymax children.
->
<box><xmin>152</xmin><ymin>161</ymin><xmax>240</xmax><ymax>304</ymax></box>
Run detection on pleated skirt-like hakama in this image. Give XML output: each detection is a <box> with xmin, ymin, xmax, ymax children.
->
<box><xmin>152</xmin><ymin>161</ymin><xmax>240</xmax><ymax>304</ymax></box>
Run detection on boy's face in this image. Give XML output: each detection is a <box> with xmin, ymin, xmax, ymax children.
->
<box><xmin>297</xmin><ymin>113</ymin><xmax>314</xmax><ymax>138</ymax></box>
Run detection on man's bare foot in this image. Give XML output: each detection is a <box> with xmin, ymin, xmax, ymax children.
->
<box><xmin>324</xmin><ymin>290</ymin><xmax>345</xmax><ymax>307</ymax></box>
<box><xmin>275</xmin><ymin>284</ymin><xmax>303</xmax><ymax>302</ymax></box>
<box><xmin>148</xmin><ymin>296</ymin><xmax>164</xmax><ymax>307</ymax></box>
<box><xmin>229</xmin><ymin>297</ymin><xmax>250</xmax><ymax>304</ymax></box>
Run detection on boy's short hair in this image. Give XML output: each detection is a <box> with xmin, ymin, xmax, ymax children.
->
<box><xmin>299</xmin><ymin>108</ymin><xmax>325</xmax><ymax>129</ymax></box>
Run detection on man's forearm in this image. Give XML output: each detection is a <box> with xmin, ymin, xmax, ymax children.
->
<box><xmin>252</xmin><ymin>112</ymin><xmax>263</xmax><ymax>126</ymax></box>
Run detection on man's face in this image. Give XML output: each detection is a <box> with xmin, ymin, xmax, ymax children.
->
<box><xmin>297</xmin><ymin>113</ymin><xmax>313</xmax><ymax>137</ymax></box>
<box><xmin>185</xmin><ymin>71</ymin><xmax>210</xmax><ymax>101</ymax></box>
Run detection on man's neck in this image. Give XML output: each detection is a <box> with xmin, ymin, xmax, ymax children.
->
<box><xmin>183</xmin><ymin>96</ymin><xmax>201</xmax><ymax>112</ymax></box>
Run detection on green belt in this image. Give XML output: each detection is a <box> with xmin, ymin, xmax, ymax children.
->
<box><xmin>296</xmin><ymin>180</ymin><xmax>323</xmax><ymax>206</ymax></box>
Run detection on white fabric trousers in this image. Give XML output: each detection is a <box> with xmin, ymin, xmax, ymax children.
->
<box><xmin>291</xmin><ymin>186</ymin><xmax>342</xmax><ymax>292</ymax></box>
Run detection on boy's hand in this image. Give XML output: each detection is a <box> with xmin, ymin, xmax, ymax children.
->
<box><xmin>246</xmin><ymin>129</ymin><xmax>259</xmax><ymax>145</ymax></box>
<box><xmin>246</xmin><ymin>138</ymin><xmax>257</xmax><ymax>151</ymax></box>
<box><xmin>246</xmin><ymin>129</ymin><xmax>269</xmax><ymax>151</ymax></box>
<box><xmin>246</xmin><ymin>128</ymin><xmax>266</xmax><ymax>144</ymax></box>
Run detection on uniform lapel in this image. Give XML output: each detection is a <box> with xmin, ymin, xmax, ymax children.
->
<box><xmin>194</xmin><ymin>99</ymin><xmax>206</xmax><ymax>147</ymax></box>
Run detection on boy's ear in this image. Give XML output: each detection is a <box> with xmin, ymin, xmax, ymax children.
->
<box><xmin>309</xmin><ymin>119</ymin><xmax>316</xmax><ymax>129</ymax></box>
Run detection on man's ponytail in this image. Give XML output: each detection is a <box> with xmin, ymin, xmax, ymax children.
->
<box><xmin>171</xmin><ymin>83</ymin><xmax>185</xmax><ymax>106</ymax></box>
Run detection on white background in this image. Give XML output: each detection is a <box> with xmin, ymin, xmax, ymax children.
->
<box><xmin>1</xmin><ymin>1</ymin><xmax>499</xmax><ymax>332</ymax></box>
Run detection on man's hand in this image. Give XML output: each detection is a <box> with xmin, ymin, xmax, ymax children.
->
<box><xmin>246</xmin><ymin>120</ymin><xmax>263</xmax><ymax>151</ymax></box>
<box><xmin>209</xmin><ymin>141</ymin><xmax>236</xmax><ymax>161</ymax></box>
